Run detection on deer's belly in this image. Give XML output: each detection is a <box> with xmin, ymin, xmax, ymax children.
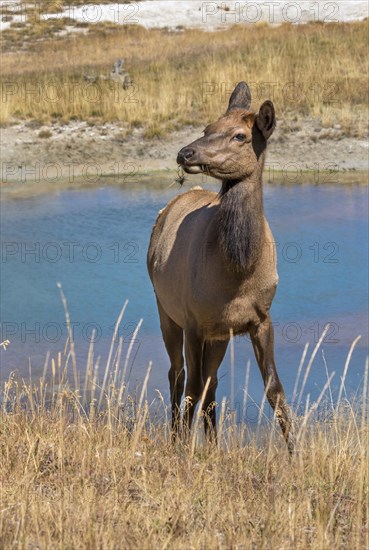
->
<box><xmin>189</xmin><ymin>293</ymin><xmax>264</xmax><ymax>340</ymax></box>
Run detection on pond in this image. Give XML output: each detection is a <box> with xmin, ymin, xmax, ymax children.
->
<box><xmin>1</xmin><ymin>177</ymin><xmax>368</xmax><ymax>418</ymax></box>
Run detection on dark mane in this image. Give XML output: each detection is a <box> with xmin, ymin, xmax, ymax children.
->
<box><xmin>217</xmin><ymin>181</ymin><xmax>264</xmax><ymax>272</ymax></box>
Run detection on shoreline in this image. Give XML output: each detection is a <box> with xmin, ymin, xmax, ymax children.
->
<box><xmin>1</xmin><ymin>118</ymin><xmax>368</xmax><ymax>199</ymax></box>
<box><xmin>1</xmin><ymin>169</ymin><xmax>368</xmax><ymax>201</ymax></box>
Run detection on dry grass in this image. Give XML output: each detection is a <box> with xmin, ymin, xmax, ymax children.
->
<box><xmin>1</xmin><ymin>299</ymin><xmax>368</xmax><ymax>549</ymax></box>
<box><xmin>1</xmin><ymin>20</ymin><xmax>368</xmax><ymax>136</ymax></box>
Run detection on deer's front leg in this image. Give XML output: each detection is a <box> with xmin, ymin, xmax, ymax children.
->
<box><xmin>183</xmin><ymin>329</ymin><xmax>204</xmax><ymax>434</ymax></box>
<box><xmin>249</xmin><ymin>316</ymin><xmax>294</xmax><ymax>453</ymax></box>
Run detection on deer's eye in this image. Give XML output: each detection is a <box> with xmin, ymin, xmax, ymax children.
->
<box><xmin>233</xmin><ymin>133</ymin><xmax>246</xmax><ymax>142</ymax></box>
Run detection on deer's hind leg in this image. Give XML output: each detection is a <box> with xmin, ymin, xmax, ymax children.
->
<box><xmin>249</xmin><ymin>315</ymin><xmax>294</xmax><ymax>453</ymax></box>
<box><xmin>157</xmin><ymin>300</ymin><xmax>184</xmax><ymax>437</ymax></box>
<box><xmin>201</xmin><ymin>340</ymin><xmax>229</xmax><ymax>439</ymax></box>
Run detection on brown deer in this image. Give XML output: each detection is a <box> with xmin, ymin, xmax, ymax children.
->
<box><xmin>147</xmin><ymin>82</ymin><xmax>294</xmax><ymax>452</ymax></box>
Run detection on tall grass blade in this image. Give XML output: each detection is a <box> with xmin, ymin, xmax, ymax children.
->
<box><xmin>98</xmin><ymin>301</ymin><xmax>128</xmax><ymax>410</ymax></box>
<box><xmin>297</xmin><ymin>324</ymin><xmax>330</xmax><ymax>410</ymax></box>
<box><xmin>336</xmin><ymin>335</ymin><xmax>362</xmax><ymax>411</ymax></box>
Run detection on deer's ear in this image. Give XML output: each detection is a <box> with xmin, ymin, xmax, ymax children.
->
<box><xmin>227</xmin><ymin>82</ymin><xmax>252</xmax><ymax>112</ymax></box>
<box><xmin>256</xmin><ymin>101</ymin><xmax>276</xmax><ymax>139</ymax></box>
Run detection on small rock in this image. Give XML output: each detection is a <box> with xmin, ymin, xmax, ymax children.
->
<box><xmin>38</xmin><ymin>129</ymin><xmax>52</xmax><ymax>139</ymax></box>
<box><xmin>25</xmin><ymin>120</ymin><xmax>43</xmax><ymax>130</ymax></box>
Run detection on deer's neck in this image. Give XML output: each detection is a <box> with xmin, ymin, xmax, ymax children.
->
<box><xmin>217</xmin><ymin>170</ymin><xmax>265</xmax><ymax>273</ymax></box>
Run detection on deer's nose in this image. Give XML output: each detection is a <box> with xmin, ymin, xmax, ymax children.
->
<box><xmin>177</xmin><ymin>147</ymin><xmax>195</xmax><ymax>164</ymax></box>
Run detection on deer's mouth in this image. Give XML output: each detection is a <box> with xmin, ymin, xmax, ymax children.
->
<box><xmin>177</xmin><ymin>146</ymin><xmax>210</xmax><ymax>174</ymax></box>
<box><xmin>182</xmin><ymin>164</ymin><xmax>207</xmax><ymax>174</ymax></box>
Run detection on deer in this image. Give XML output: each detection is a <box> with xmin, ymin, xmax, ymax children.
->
<box><xmin>147</xmin><ymin>81</ymin><xmax>294</xmax><ymax>453</ymax></box>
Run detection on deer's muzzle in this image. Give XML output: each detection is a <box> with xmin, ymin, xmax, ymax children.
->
<box><xmin>177</xmin><ymin>147</ymin><xmax>195</xmax><ymax>164</ymax></box>
<box><xmin>177</xmin><ymin>146</ymin><xmax>206</xmax><ymax>174</ymax></box>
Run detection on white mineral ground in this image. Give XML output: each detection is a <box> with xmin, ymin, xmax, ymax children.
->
<box><xmin>1</xmin><ymin>0</ymin><xmax>368</xmax><ymax>31</ymax></box>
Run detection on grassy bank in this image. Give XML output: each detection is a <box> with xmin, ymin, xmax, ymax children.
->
<box><xmin>1</xmin><ymin>369</ymin><xmax>368</xmax><ymax>549</ymax></box>
<box><xmin>1</xmin><ymin>20</ymin><xmax>368</xmax><ymax>137</ymax></box>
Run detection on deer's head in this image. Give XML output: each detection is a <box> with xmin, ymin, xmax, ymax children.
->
<box><xmin>177</xmin><ymin>82</ymin><xmax>276</xmax><ymax>183</ymax></box>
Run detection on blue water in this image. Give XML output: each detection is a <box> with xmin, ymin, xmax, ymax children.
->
<box><xmin>1</xmin><ymin>180</ymin><xmax>368</xmax><ymax>417</ymax></box>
